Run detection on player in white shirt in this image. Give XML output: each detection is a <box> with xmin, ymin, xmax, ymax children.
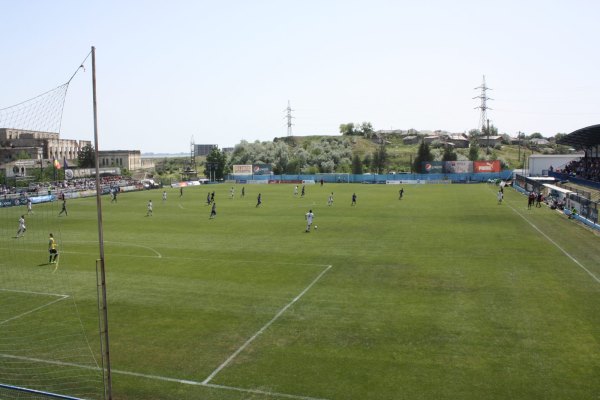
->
<box><xmin>305</xmin><ymin>209</ymin><xmax>314</xmax><ymax>232</ymax></box>
<box><xmin>16</xmin><ymin>215</ymin><xmax>26</xmax><ymax>238</ymax></box>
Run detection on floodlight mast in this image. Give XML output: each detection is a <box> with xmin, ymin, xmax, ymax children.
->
<box><xmin>91</xmin><ymin>45</ymin><xmax>113</xmax><ymax>400</ymax></box>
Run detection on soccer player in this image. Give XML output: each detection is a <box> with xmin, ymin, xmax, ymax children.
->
<box><xmin>206</xmin><ymin>192</ymin><xmax>211</xmax><ymax>205</ymax></box>
<box><xmin>294</xmin><ymin>185</ymin><xmax>298</xmax><ymax>196</ymax></box>
<box><xmin>27</xmin><ymin>197</ymin><xmax>33</xmax><ymax>214</ymax></box>
<box><xmin>146</xmin><ymin>200</ymin><xmax>153</xmax><ymax>216</ymax></box>
<box><xmin>16</xmin><ymin>215</ymin><xmax>26</xmax><ymax>238</ymax></box>
<box><xmin>256</xmin><ymin>193</ymin><xmax>262</xmax><ymax>207</ymax></box>
<box><xmin>399</xmin><ymin>188</ymin><xmax>404</xmax><ymax>200</ymax></box>
<box><xmin>48</xmin><ymin>233</ymin><xmax>59</xmax><ymax>264</ymax></box>
<box><xmin>351</xmin><ymin>193</ymin><xmax>357</xmax><ymax>206</ymax></box>
<box><xmin>527</xmin><ymin>192</ymin><xmax>535</xmax><ymax>209</ymax></box>
<box><xmin>210</xmin><ymin>202</ymin><xmax>217</xmax><ymax>219</ymax></box>
<box><xmin>241</xmin><ymin>186</ymin><xmax>245</xmax><ymax>198</ymax></box>
<box><xmin>58</xmin><ymin>199</ymin><xmax>68</xmax><ymax>216</ymax></box>
<box><xmin>230</xmin><ymin>187</ymin><xmax>234</xmax><ymax>199</ymax></box>
<box><xmin>497</xmin><ymin>190</ymin><xmax>503</xmax><ymax>204</ymax></box>
<box><xmin>327</xmin><ymin>192</ymin><xmax>334</xmax><ymax>206</ymax></box>
<box><xmin>301</xmin><ymin>185</ymin><xmax>305</xmax><ymax>197</ymax></box>
<box><xmin>180</xmin><ymin>187</ymin><xmax>183</xmax><ymax>197</ymax></box>
<box><xmin>111</xmin><ymin>188</ymin><xmax>118</xmax><ymax>203</ymax></box>
<box><xmin>305</xmin><ymin>209</ymin><xmax>314</xmax><ymax>232</ymax></box>
<box><xmin>162</xmin><ymin>190</ymin><xmax>167</xmax><ymax>201</ymax></box>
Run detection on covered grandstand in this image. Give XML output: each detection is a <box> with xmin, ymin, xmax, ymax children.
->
<box><xmin>555</xmin><ymin>124</ymin><xmax>600</xmax><ymax>186</ymax></box>
<box><xmin>548</xmin><ymin>124</ymin><xmax>600</xmax><ymax>225</ymax></box>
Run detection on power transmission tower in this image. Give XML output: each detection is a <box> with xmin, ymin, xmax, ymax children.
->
<box><xmin>187</xmin><ymin>135</ymin><xmax>197</xmax><ymax>178</ymax></box>
<box><xmin>285</xmin><ymin>100</ymin><xmax>294</xmax><ymax>136</ymax></box>
<box><xmin>473</xmin><ymin>75</ymin><xmax>493</xmax><ymax>134</ymax></box>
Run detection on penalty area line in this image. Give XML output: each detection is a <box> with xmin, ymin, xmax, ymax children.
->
<box><xmin>202</xmin><ymin>264</ymin><xmax>333</xmax><ymax>385</ymax></box>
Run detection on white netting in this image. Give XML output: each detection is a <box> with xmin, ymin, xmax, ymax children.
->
<box><xmin>1</xmin><ymin>76</ymin><xmax>104</xmax><ymax>399</ymax></box>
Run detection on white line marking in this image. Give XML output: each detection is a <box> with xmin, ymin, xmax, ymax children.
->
<box><xmin>69</xmin><ymin>240</ymin><xmax>163</xmax><ymax>258</ymax></box>
<box><xmin>507</xmin><ymin>203</ymin><xmax>600</xmax><ymax>284</ymax></box>
<box><xmin>202</xmin><ymin>264</ymin><xmax>333</xmax><ymax>385</ymax></box>
<box><xmin>0</xmin><ymin>288</ymin><xmax>67</xmax><ymax>297</ymax></box>
<box><xmin>490</xmin><ymin>186</ymin><xmax>600</xmax><ymax>285</ymax></box>
<box><xmin>204</xmin><ymin>383</ymin><xmax>331</xmax><ymax>400</ymax></box>
<box><xmin>105</xmin><ymin>241</ymin><xmax>162</xmax><ymax>258</ymax></box>
<box><xmin>0</xmin><ymin>354</ymin><xmax>330</xmax><ymax>400</ymax></box>
<box><xmin>0</xmin><ymin>295</ymin><xmax>69</xmax><ymax>326</ymax></box>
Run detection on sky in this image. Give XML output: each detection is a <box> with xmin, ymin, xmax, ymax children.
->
<box><xmin>1</xmin><ymin>0</ymin><xmax>599</xmax><ymax>154</ymax></box>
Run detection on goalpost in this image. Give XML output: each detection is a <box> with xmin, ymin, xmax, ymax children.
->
<box><xmin>0</xmin><ymin>48</ymin><xmax>108</xmax><ymax>400</ymax></box>
<box><xmin>315</xmin><ymin>173</ymin><xmax>350</xmax><ymax>183</ymax></box>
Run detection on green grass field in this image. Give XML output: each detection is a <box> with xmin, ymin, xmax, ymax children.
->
<box><xmin>1</xmin><ymin>183</ymin><xmax>599</xmax><ymax>400</ymax></box>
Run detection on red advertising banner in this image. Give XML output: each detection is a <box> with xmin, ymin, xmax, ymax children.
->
<box><xmin>473</xmin><ymin>160</ymin><xmax>501</xmax><ymax>173</ymax></box>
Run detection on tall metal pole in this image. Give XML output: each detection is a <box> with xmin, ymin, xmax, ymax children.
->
<box><xmin>486</xmin><ymin>119</ymin><xmax>490</xmax><ymax>155</ymax></box>
<box><xmin>92</xmin><ymin>46</ymin><xmax>113</xmax><ymax>400</ymax></box>
<box><xmin>517</xmin><ymin>131</ymin><xmax>522</xmax><ymax>167</ymax></box>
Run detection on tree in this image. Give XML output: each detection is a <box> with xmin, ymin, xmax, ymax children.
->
<box><xmin>468</xmin><ymin>142</ymin><xmax>480</xmax><ymax>161</ymax></box>
<box><xmin>413</xmin><ymin>140</ymin><xmax>433</xmax><ymax>173</ymax></box>
<box><xmin>529</xmin><ymin>132</ymin><xmax>544</xmax><ymax>139</ymax></box>
<box><xmin>16</xmin><ymin>150</ymin><xmax>31</xmax><ymax>160</ymax></box>
<box><xmin>468</xmin><ymin>129</ymin><xmax>481</xmax><ymax>138</ymax></box>
<box><xmin>204</xmin><ymin>147</ymin><xmax>227</xmax><ymax>180</ymax></box>
<box><xmin>339</xmin><ymin>123</ymin><xmax>356</xmax><ymax>135</ymax></box>
<box><xmin>351</xmin><ymin>154</ymin><xmax>363</xmax><ymax>174</ymax></box>
<box><xmin>77</xmin><ymin>144</ymin><xmax>95</xmax><ymax>168</ymax></box>
<box><xmin>363</xmin><ymin>154</ymin><xmax>372</xmax><ymax>172</ymax></box>
<box><xmin>359</xmin><ymin>122</ymin><xmax>374</xmax><ymax>137</ymax></box>
<box><xmin>372</xmin><ymin>144</ymin><xmax>388</xmax><ymax>174</ymax></box>
<box><xmin>441</xmin><ymin>145</ymin><xmax>458</xmax><ymax>162</ymax></box>
<box><xmin>553</xmin><ymin>133</ymin><xmax>567</xmax><ymax>142</ymax></box>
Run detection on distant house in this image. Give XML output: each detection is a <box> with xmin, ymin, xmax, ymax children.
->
<box><xmin>509</xmin><ymin>137</ymin><xmax>522</xmax><ymax>145</ymax></box>
<box><xmin>402</xmin><ymin>135</ymin><xmax>420</xmax><ymax>145</ymax></box>
<box><xmin>529</xmin><ymin>138</ymin><xmax>550</xmax><ymax>146</ymax></box>
<box><xmin>194</xmin><ymin>144</ymin><xmax>218</xmax><ymax>156</ymax></box>
<box><xmin>98</xmin><ymin>150</ymin><xmax>142</xmax><ymax>170</ymax></box>
<box><xmin>375</xmin><ymin>129</ymin><xmax>404</xmax><ymax>136</ymax></box>
<box><xmin>423</xmin><ymin>135</ymin><xmax>445</xmax><ymax>144</ymax></box>
<box><xmin>447</xmin><ymin>135</ymin><xmax>469</xmax><ymax>148</ymax></box>
<box><xmin>478</xmin><ymin>135</ymin><xmax>503</xmax><ymax>147</ymax></box>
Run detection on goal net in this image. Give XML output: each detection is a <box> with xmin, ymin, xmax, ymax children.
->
<box><xmin>0</xmin><ymin>60</ymin><xmax>104</xmax><ymax>399</ymax></box>
<box><xmin>314</xmin><ymin>173</ymin><xmax>350</xmax><ymax>183</ymax></box>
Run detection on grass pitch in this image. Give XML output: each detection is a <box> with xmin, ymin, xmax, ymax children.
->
<box><xmin>1</xmin><ymin>183</ymin><xmax>599</xmax><ymax>399</ymax></box>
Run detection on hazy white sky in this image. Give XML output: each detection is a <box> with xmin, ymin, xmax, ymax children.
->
<box><xmin>1</xmin><ymin>0</ymin><xmax>599</xmax><ymax>153</ymax></box>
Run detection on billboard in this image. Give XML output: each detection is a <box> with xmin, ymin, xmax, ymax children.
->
<box><xmin>473</xmin><ymin>160</ymin><xmax>501</xmax><ymax>173</ymax></box>
<box><xmin>444</xmin><ymin>161</ymin><xmax>473</xmax><ymax>173</ymax></box>
<box><xmin>252</xmin><ymin>164</ymin><xmax>272</xmax><ymax>175</ymax></box>
<box><xmin>422</xmin><ymin>161</ymin><xmax>443</xmax><ymax>173</ymax></box>
<box><xmin>232</xmin><ymin>165</ymin><xmax>253</xmax><ymax>175</ymax></box>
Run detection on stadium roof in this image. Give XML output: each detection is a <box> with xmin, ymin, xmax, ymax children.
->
<box><xmin>557</xmin><ymin>124</ymin><xmax>600</xmax><ymax>148</ymax></box>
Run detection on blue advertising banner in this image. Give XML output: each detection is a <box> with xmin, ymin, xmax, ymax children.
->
<box><xmin>422</xmin><ymin>162</ymin><xmax>443</xmax><ymax>173</ymax></box>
